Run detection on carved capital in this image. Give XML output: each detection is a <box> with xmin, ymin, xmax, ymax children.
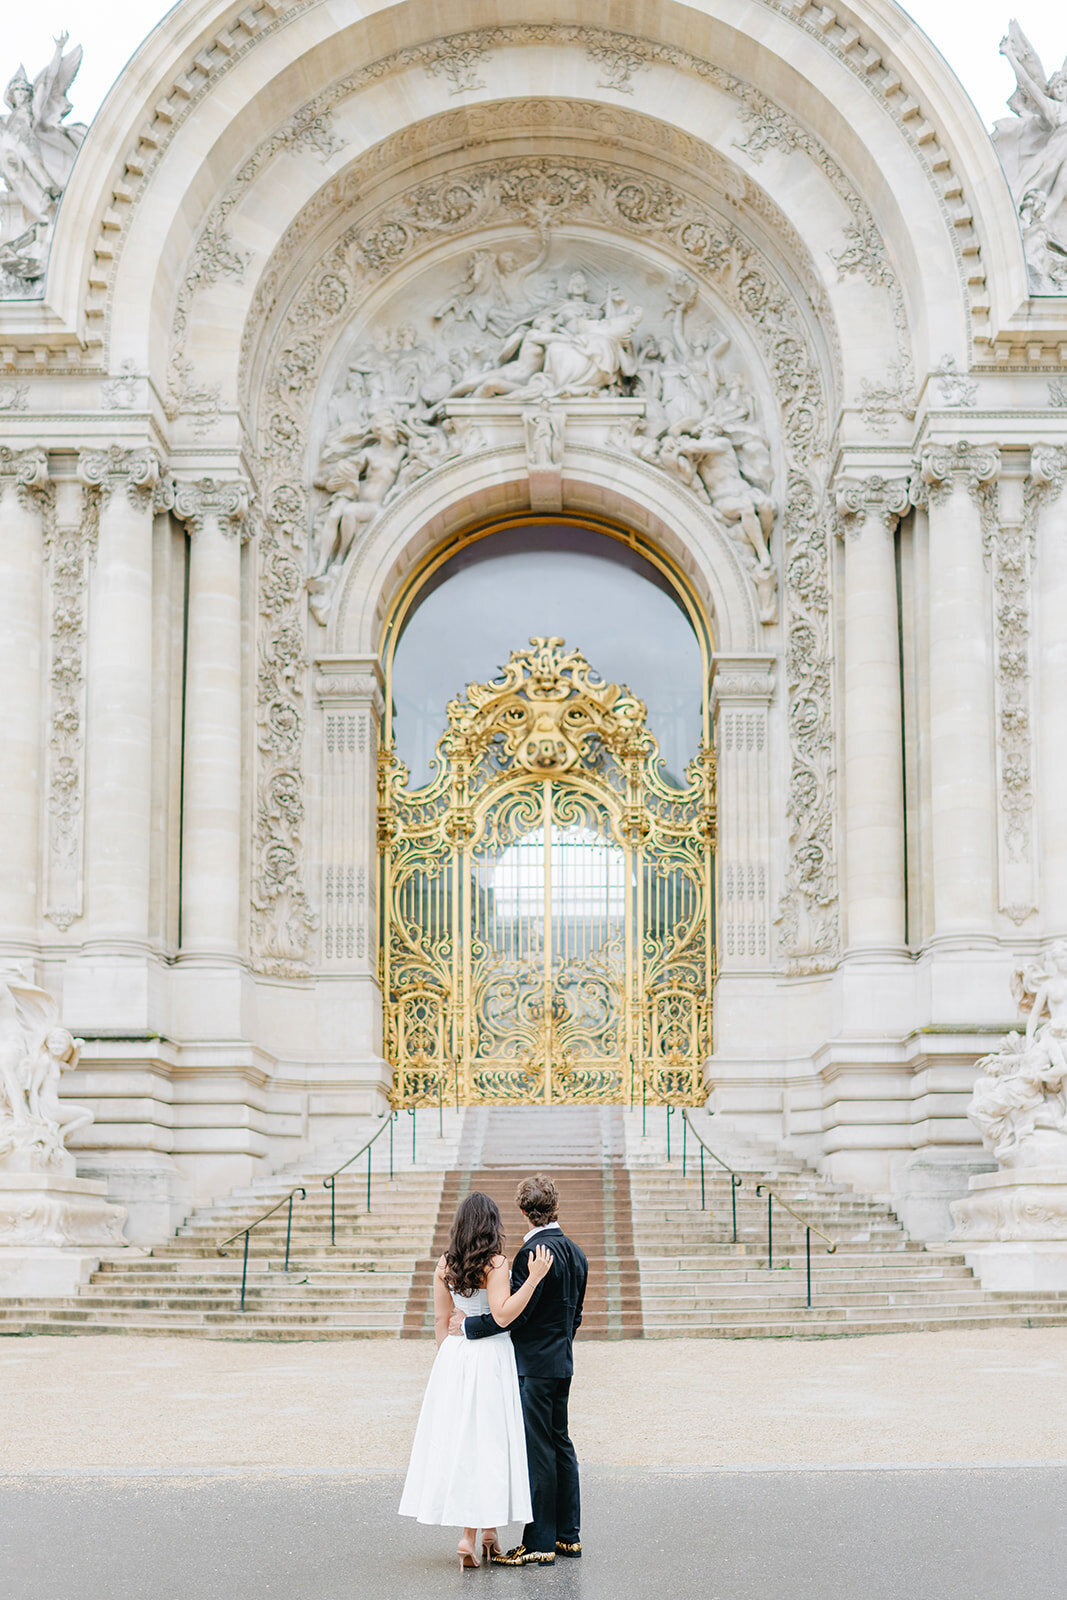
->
<box><xmin>173</xmin><ymin>477</ymin><xmax>251</xmax><ymax>539</ymax></box>
<box><xmin>1027</xmin><ymin>444</ymin><xmax>1067</xmax><ymax>516</ymax></box>
<box><xmin>0</xmin><ymin>446</ymin><xmax>49</xmax><ymax>511</ymax></box>
<box><xmin>910</xmin><ymin>441</ymin><xmax>998</xmax><ymax>509</ymax></box>
<box><xmin>834</xmin><ymin>474</ymin><xmax>911</xmax><ymax>536</ymax></box>
<box><xmin>711</xmin><ymin>654</ymin><xmax>776</xmax><ymax>716</ymax></box>
<box><xmin>315</xmin><ymin>657</ymin><xmax>385</xmax><ymax>718</ymax></box>
<box><xmin>78</xmin><ymin>446</ymin><xmax>167</xmax><ymax>510</ymax></box>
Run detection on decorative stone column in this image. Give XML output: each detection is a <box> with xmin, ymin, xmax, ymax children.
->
<box><xmin>835</xmin><ymin>475</ymin><xmax>911</xmax><ymax>953</ymax></box>
<box><xmin>1028</xmin><ymin>446</ymin><xmax>1067</xmax><ymax>935</ymax></box>
<box><xmin>173</xmin><ymin>479</ymin><xmax>249</xmax><ymax>957</ymax></box>
<box><xmin>912</xmin><ymin>442</ymin><xmax>998</xmax><ymax>935</ymax></box>
<box><xmin>0</xmin><ymin>450</ymin><xmax>49</xmax><ymax>950</ymax></box>
<box><xmin>710</xmin><ymin>655</ymin><xmax>775</xmax><ymax>969</ymax></box>
<box><xmin>315</xmin><ymin>658</ymin><xmax>385</xmax><ymax>973</ymax></box>
<box><xmin>81</xmin><ymin>448</ymin><xmax>168</xmax><ymax>946</ymax></box>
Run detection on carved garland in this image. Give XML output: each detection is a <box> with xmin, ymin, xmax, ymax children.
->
<box><xmin>249</xmin><ymin>150</ymin><xmax>841</xmax><ymax>973</ymax></box>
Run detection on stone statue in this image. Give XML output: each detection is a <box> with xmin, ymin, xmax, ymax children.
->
<box><xmin>632</xmin><ymin>275</ymin><xmax>777</xmax><ymax>621</ymax></box>
<box><xmin>0</xmin><ymin>978</ymin><xmax>94</xmax><ymax>1174</ymax></box>
<box><xmin>995</xmin><ymin>21</ymin><xmax>1067</xmax><ymax>292</ymax></box>
<box><xmin>0</xmin><ymin>35</ymin><xmax>86</xmax><ymax>285</ymax></box>
<box><xmin>966</xmin><ymin>943</ymin><xmax>1067</xmax><ymax>1166</ymax></box>
<box><xmin>449</xmin><ymin>283</ymin><xmax>642</xmax><ymax>401</ymax></box>
<box><xmin>434</xmin><ymin>211</ymin><xmax>551</xmax><ymax>335</ymax></box>
<box><xmin>308</xmin><ymin>411</ymin><xmax>409</xmax><ymax>622</ymax></box>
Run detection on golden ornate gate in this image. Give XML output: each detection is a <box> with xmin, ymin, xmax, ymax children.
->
<box><xmin>379</xmin><ymin>638</ymin><xmax>715</xmax><ymax>1107</ymax></box>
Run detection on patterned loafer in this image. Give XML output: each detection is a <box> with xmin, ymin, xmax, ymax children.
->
<box><xmin>555</xmin><ymin>1540</ymin><xmax>582</xmax><ymax>1558</ymax></box>
<box><xmin>490</xmin><ymin>1545</ymin><xmax>556</xmax><ymax>1566</ymax></box>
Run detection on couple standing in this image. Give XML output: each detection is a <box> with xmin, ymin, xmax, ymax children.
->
<box><xmin>399</xmin><ymin>1173</ymin><xmax>588</xmax><ymax>1568</ymax></box>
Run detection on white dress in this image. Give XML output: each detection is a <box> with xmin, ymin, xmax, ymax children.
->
<box><xmin>398</xmin><ymin>1285</ymin><xmax>533</xmax><ymax>1528</ymax></box>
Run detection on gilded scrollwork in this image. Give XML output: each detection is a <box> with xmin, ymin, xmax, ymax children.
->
<box><xmin>381</xmin><ymin>638</ymin><xmax>714</xmax><ymax>1107</ymax></box>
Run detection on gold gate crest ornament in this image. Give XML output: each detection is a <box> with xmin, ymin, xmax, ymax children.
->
<box><xmin>380</xmin><ymin>638</ymin><xmax>715</xmax><ymax>1107</ymax></box>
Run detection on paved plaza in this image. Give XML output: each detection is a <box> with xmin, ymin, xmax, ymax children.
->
<box><xmin>3</xmin><ymin>1466</ymin><xmax>1063</xmax><ymax>1600</ymax></box>
<box><xmin>1</xmin><ymin>1328</ymin><xmax>1064</xmax><ymax>1597</ymax></box>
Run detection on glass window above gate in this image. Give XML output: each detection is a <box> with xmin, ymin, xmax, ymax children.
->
<box><xmin>390</xmin><ymin>522</ymin><xmax>705</xmax><ymax>785</ymax></box>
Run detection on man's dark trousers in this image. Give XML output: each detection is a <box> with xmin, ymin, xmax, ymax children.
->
<box><xmin>519</xmin><ymin>1373</ymin><xmax>580</xmax><ymax>1552</ymax></box>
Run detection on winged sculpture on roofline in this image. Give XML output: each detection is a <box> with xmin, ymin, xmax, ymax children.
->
<box><xmin>0</xmin><ymin>33</ymin><xmax>86</xmax><ymax>288</ymax></box>
<box><xmin>995</xmin><ymin>20</ymin><xmax>1067</xmax><ymax>293</ymax></box>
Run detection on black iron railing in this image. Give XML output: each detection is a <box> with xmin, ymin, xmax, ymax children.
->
<box><xmin>217</xmin><ymin>1187</ymin><xmax>307</xmax><ymax>1312</ymax></box>
<box><xmin>680</xmin><ymin>1110</ymin><xmax>837</xmax><ymax>1306</ymax></box>
<box><xmin>322</xmin><ymin>1110</ymin><xmax>399</xmax><ymax>1246</ymax></box>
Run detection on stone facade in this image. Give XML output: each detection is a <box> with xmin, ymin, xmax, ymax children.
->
<box><xmin>1</xmin><ymin>0</ymin><xmax>1066</xmax><ymax>1245</ymax></box>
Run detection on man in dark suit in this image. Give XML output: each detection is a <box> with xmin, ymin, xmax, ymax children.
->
<box><xmin>449</xmin><ymin>1172</ymin><xmax>588</xmax><ymax>1566</ymax></box>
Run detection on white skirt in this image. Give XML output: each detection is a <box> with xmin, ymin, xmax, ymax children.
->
<box><xmin>398</xmin><ymin>1330</ymin><xmax>532</xmax><ymax>1528</ymax></box>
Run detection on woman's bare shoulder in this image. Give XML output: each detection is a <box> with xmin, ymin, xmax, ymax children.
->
<box><xmin>434</xmin><ymin>1254</ymin><xmax>448</xmax><ymax>1278</ymax></box>
<box><xmin>488</xmin><ymin>1253</ymin><xmax>509</xmax><ymax>1271</ymax></box>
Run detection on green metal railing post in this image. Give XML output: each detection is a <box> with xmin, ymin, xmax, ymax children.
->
<box><xmin>240</xmin><ymin>1228</ymin><xmax>250</xmax><ymax>1311</ymax></box>
<box><xmin>806</xmin><ymin>1227</ymin><xmax>812</xmax><ymax>1309</ymax></box>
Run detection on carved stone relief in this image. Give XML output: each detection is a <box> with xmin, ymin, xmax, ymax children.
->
<box><xmin>247</xmin><ymin>148</ymin><xmax>839</xmax><ymax>972</ymax></box>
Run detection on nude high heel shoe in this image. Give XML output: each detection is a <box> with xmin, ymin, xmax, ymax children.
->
<box><xmin>481</xmin><ymin>1529</ymin><xmax>503</xmax><ymax>1561</ymax></box>
<box><xmin>458</xmin><ymin>1535</ymin><xmax>480</xmax><ymax>1570</ymax></box>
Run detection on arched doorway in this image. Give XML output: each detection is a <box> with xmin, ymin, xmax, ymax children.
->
<box><xmin>379</xmin><ymin>521</ymin><xmax>715</xmax><ymax>1108</ymax></box>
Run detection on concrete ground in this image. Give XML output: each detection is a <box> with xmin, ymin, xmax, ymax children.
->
<box><xmin>1</xmin><ymin>1330</ymin><xmax>1065</xmax><ymax>1599</ymax></box>
<box><xmin>0</xmin><ymin>1327</ymin><xmax>1064</xmax><ymax>1470</ymax></box>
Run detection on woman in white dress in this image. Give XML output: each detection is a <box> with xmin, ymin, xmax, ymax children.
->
<box><xmin>399</xmin><ymin>1191</ymin><xmax>554</xmax><ymax>1568</ymax></box>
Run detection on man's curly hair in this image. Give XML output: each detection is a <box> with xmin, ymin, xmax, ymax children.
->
<box><xmin>516</xmin><ymin>1173</ymin><xmax>559</xmax><ymax>1228</ymax></box>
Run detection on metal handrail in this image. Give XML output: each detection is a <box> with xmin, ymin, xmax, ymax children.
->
<box><xmin>322</xmin><ymin>1110</ymin><xmax>398</xmax><ymax>1246</ymax></box>
<box><xmin>755</xmin><ymin>1182</ymin><xmax>837</xmax><ymax>1311</ymax></box>
<box><xmin>679</xmin><ymin>1110</ymin><xmax>838</xmax><ymax>1307</ymax></box>
<box><xmin>217</xmin><ymin>1186</ymin><xmax>307</xmax><ymax>1311</ymax></box>
<box><xmin>681</xmin><ymin>1109</ymin><xmax>743</xmax><ymax>1242</ymax></box>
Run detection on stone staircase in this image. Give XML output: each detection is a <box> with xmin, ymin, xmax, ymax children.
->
<box><xmin>629</xmin><ymin>1122</ymin><xmax>1067</xmax><ymax>1337</ymax></box>
<box><xmin>402</xmin><ymin>1107</ymin><xmax>642</xmax><ymax>1340</ymax></box>
<box><xmin>0</xmin><ymin>1128</ymin><xmax>450</xmax><ymax>1340</ymax></box>
<box><xmin>5</xmin><ymin>1106</ymin><xmax>1067</xmax><ymax>1340</ymax></box>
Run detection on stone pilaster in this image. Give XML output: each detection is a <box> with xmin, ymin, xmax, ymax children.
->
<box><xmin>315</xmin><ymin>658</ymin><xmax>385</xmax><ymax>973</ymax></box>
<box><xmin>835</xmin><ymin>474</ymin><xmax>911</xmax><ymax>954</ymax></box>
<box><xmin>911</xmin><ymin>441</ymin><xmax>998</xmax><ymax>935</ymax></box>
<box><xmin>711</xmin><ymin>655</ymin><xmax>775</xmax><ymax>970</ymax></box>
<box><xmin>1030</xmin><ymin>445</ymin><xmax>1067</xmax><ymax>936</ymax></box>
<box><xmin>39</xmin><ymin>465</ymin><xmax>102</xmax><ymax>933</ymax></box>
<box><xmin>81</xmin><ymin>448</ymin><xmax>170</xmax><ymax>945</ymax></box>
<box><xmin>173</xmin><ymin>478</ymin><xmax>250</xmax><ymax>957</ymax></box>
<box><xmin>0</xmin><ymin>450</ymin><xmax>49</xmax><ymax>948</ymax></box>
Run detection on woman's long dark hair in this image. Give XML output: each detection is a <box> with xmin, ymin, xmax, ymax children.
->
<box><xmin>443</xmin><ymin>1192</ymin><xmax>505</xmax><ymax>1298</ymax></box>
